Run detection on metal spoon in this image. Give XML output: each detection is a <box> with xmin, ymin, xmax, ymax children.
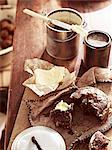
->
<box><xmin>31</xmin><ymin>136</ymin><xmax>43</xmax><ymax>150</ymax></box>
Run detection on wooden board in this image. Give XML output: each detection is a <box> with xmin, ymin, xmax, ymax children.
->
<box><xmin>5</xmin><ymin>0</ymin><xmax>112</xmax><ymax>149</ymax></box>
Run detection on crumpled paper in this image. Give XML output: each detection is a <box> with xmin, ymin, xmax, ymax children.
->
<box><xmin>77</xmin><ymin>66</ymin><xmax>112</xmax><ymax>87</ymax></box>
<box><xmin>23</xmin><ymin>58</ymin><xmax>75</xmax><ymax>96</ymax></box>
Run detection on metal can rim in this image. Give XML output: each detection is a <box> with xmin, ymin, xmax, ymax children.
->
<box><xmin>46</xmin><ymin>8</ymin><xmax>85</xmax><ymax>33</ymax></box>
<box><xmin>84</xmin><ymin>30</ymin><xmax>111</xmax><ymax>50</ymax></box>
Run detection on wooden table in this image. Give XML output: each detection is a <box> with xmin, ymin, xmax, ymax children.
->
<box><xmin>5</xmin><ymin>0</ymin><xmax>112</xmax><ymax>149</ymax></box>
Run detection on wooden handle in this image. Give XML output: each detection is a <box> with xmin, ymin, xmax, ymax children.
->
<box><xmin>23</xmin><ymin>9</ymin><xmax>88</xmax><ymax>36</ymax></box>
<box><xmin>71</xmin><ymin>24</ymin><xmax>88</xmax><ymax>37</ymax></box>
<box><xmin>23</xmin><ymin>9</ymin><xmax>49</xmax><ymax>22</ymax></box>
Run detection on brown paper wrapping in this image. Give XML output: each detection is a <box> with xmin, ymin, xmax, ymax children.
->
<box><xmin>8</xmin><ymin>65</ymin><xmax>112</xmax><ymax>150</ymax></box>
<box><xmin>77</xmin><ymin>67</ymin><xmax>112</xmax><ymax>87</ymax></box>
<box><xmin>8</xmin><ymin>82</ymin><xmax>112</xmax><ymax>150</ymax></box>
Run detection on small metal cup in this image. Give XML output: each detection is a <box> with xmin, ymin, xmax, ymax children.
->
<box><xmin>84</xmin><ymin>30</ymin><xmax>111</xmax><ymax>69</ymax></box>
<box><xmin>46</xmin><ymin>8</ymin><xmax>85</xmax><ymax>60</ymax></box>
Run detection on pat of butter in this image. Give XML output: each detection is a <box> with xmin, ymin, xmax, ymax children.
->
<box><xmin>55</xmin><ymin>100</ymin><xmax>71</xmax><ymax>111</ymax></box>
<box><xmin>34</xmin><ymin>66</ymin><xmax>65</xmax><ymax>88</ymax></box>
